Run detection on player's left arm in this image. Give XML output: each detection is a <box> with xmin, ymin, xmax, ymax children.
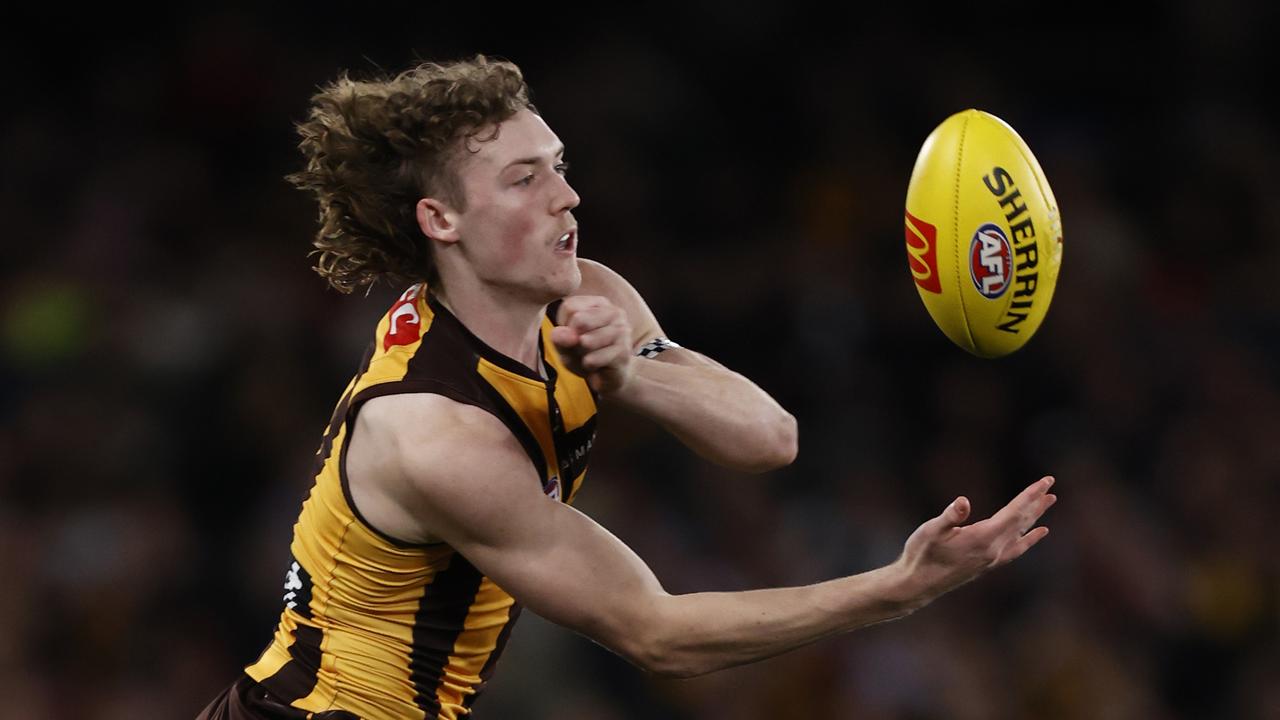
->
<box><xmin>553</xmin><ymin>258</ymin><xmax>797</xmax><ymax>473</ymax></box>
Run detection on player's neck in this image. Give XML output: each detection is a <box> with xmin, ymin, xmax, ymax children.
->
<box><xmin>433</xmin><ymin>280</ymin><xmax>546</xmax><ymax>373</ymax></box>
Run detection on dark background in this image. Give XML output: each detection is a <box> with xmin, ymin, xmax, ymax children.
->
<box><xmin>2</xmin><ymin>4</ymin><xmax>1278</xmax><ymax>718</ymax></box>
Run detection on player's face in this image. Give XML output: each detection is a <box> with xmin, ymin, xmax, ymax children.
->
<box><xmin>451</xmin><ymin>109</ymin><xmax>581</xmax><ymax>304</ymax></box>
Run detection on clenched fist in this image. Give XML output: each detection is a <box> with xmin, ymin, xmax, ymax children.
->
<box><xmin>551</xmin><ymin>295</ymin><xmax>635</xmax><ymax>394</ymax></box>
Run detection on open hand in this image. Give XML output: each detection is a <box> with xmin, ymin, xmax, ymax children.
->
<box><xmin>896</xmin><ymin>476</ymin><xmax>1057</xmax><ymax>608</ymax></box>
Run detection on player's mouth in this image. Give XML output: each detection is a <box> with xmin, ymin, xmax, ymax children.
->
<box><xmin>554</xmin><ymin>228</ymin><xmax>577</xmax><ymax>255</ymax></box>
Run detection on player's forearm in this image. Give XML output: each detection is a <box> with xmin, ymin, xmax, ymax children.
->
<box><xmin>610</xmin><ymin>359</ymin><xmax>798</xmax><ymax>472</ymax></box>
<box><xmin>637</xmin><ymin>563</ymin><xmax>918</xmax><ymax>678</ymax></box>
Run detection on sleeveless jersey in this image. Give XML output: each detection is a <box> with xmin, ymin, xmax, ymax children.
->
<box><xmin>245</xmin><ymin>283</ymin><xmax>598</xmax><ymax>719</ymax></box>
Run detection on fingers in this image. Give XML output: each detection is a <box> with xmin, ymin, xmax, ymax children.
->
<box><xmin>555</xmin><ymin>296</ymin><xmax>585</xmax><ymax>326</ymax></box>
<box><xmin>1032</xmin><ymin>493</ymin><xmax>1058</xmax><ymax>532</ymax></box>
<box><xmin>990</xmin><ymin>478</ymin><xmax>1057</xmax><ymax>565</ymax></box>
<box><xmin>1004</xmin><ymin>526</ymin><xmax>1050</xmax><ymax>562</ymax></box>
<box><xmin>554</xmin><ymin>321</ymin><xmax>629</xmax><ymax>359</ymax></box>
<box><xmin>579</xmin><ymin>342</ymin><xmax>627</xmax><ymax>371</ymax></box>
<box><xmin>556</xmin><ymin>297</ymin><xmax>633</xmax><ymax>362</ymax></box>
<box><xmin>557</xmin><ymin>297</ymin><xmax>630</xmax><ymax>348</ymax></box>
<box><xmin>553</xmin><ymin>297</ymin><xmax>635</xmax><ymax>394</ymax></box>
<box><xmin>567</xmin><ymin>308</ymin><xmax>614</xmax><ymax>336</ymax></box>
<box><xmin>556</xmin><ymin>295</ymin><xmax>614</xmax><ymax>333</ymax></box>
<box><xmin>991</xmin><ymin>476</ymin><xmax>1055</xmax><ymax>533</ymax></box>
<box><xmin>577</xmin><ymin>322</ymin><xmax>629</xmax><ymax>352</ymax></box>
<box><xmin>550</xmin><ymin>325</ymin><xmax>579</xmax><ymax>349</ymax></box>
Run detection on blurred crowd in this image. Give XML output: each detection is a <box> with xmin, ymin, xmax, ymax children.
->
<box><xmin>2</xmin><ymin>5</ymin><xmax>1277</xmax><ymax>719</ymax></box>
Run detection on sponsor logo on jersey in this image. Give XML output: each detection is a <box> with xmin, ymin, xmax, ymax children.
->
<box><xmin>544</xmin><ymin>475</ymin><xmax>561</xmax><ymax>501</ymax></box>
<box><xmin>969</xmin><ymin>223</ymin><xmax>1012</xmax><ymax>298</ymax></box>
<box><xmin>283</xmin><ymin>561</ymin><xmax>303</xmax><ymax>610</ymax></box>
<box><xmin>383</xmin><ymin>284</ymin><xmax>423</xmax><ymax>351</ymax></box>
<box><xmin>905</xmin><ymin>211</ymin><xmax>942</xmax><ymax>294</ymax></box>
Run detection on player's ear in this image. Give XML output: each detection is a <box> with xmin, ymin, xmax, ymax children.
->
<box><xmin>417</xmin><ymin>197</ymin><xmax>460</xmax><ymax>244</ymax></box>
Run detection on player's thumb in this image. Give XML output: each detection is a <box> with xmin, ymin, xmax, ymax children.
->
<box><xmin>944</xmin><ymin>496</ymin><xmax>970</xmax><ymax>526</ymax></box>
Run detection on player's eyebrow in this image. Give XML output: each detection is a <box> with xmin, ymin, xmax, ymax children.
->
<box><xmin>502</xmin><ymin>144</ymin><xmax>565</xmax><ymax>170</ymax></box>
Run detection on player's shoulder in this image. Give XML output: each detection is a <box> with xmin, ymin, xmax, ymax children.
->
<box><xmin>576</xmin><ymin>258</ymin><xmax>655</xmax><ymax>305</ymax></box>
<box><xmin>575</xmin><ymin>257</ymin><xmax>628</xmax><ymax>295</ymax></box>
<box><xmin>357</xmin><ymin>393</ymin><xmax>544</xmax><ymax>536</ymax></box>
<box><xmin>360</xmin><ymin>393</ymin><xmax>527</xmax><ymax>480</ymax></box>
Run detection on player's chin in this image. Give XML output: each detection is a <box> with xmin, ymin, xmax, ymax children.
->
<box><xmin>549</xmin><ymin>259</ymin><xmax>582</xmax><ymax>297</ymax></box>
<box><xmin>523</xmin><ymin>267</ymin><xmax>580</xmax><ymax>306</ymax></box>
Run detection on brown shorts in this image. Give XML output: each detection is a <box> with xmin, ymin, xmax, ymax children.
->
<box><xmin>195</xmin><ymin>675</ymin><xmax>358</xmax><ymax>720</ymax></box>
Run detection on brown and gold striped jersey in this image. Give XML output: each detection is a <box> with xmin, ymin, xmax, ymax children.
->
<box><xmin>245</xmin><ymin>284</ymin><xmax>598</xmax><ymax>719</ymax></box>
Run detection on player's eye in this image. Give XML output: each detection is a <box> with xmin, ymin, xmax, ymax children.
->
<box><xmin>515</xmin><ymin>173</ymin><xmax>534</xmax><ymax>187</ymax></box>
<box><xmin>554</xmin><ymin>162</ymin><xmax>570</xmax><ymax>176</ymax></box>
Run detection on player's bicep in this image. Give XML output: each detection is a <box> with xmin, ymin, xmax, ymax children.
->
<box><xmin>575</xmin><ymin>258</ymin><xmax>665</xmax><ymax>352</ymax></box>
<box><xmin>575</xmin><ymin>259</ymin><xmax>727</xmax><ymax>369</ymax></box>
<box><xmin>396</xmin><ymin>406</ymin><xmax>665</xmax><ymax>650</ymax></box>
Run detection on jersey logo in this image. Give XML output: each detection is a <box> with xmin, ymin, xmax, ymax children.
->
<box><xmin>555</xmin><ymin>419</ymin><xmax>597</xmax><ymax>487</ymax></box>
<box><xmin>544</xmin><ymin>475</ymin><xmax>561</xmax><ymax>501</ymax></box>
<box><xmin>383</xmin><ymin>284</ymin><xmax>423</xmax><ymax>351</ymax></box>
<box><xmin>283</xmin><ymin>561</ymin><xmax>303</xmax><ymax>610</ymax></box>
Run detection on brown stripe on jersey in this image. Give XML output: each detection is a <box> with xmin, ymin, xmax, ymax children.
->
<box><xmin>426</xmin><ymin>294</ymin><xmax>544</xmax><ymax>382</ymax></box>
<box><xmin>410</xmin><ymin>552</ymin><xmax>484</xmax><ymax>718</ymax></box>
<box><xmin>257</xmin><ymin>623</ymin><xmax>324</xmax><ymax>704</ymax></box>
<box><xmin>555</xmin><ymin>416</ymin><xmax>597</xmax><ymax>499</ymax></box>
<box><xmin>462</xmin><ymin>602</ymin><xmax>523</xmax><ymax>711</ymax></box>
<box><xmin>405</xmin><ymin>297</ymin><xmax>494</xmax><ymax>382</ymax></box>
<box><xmin>312</xmin><ymin>343</ymin><xmax>375</xmax><ymax>478</ymax></box>
<box><xmin>538</xmin><ymin>357</ymin><xmax>596</xmax><ymax>498</ymax></box>
<box><xmin>545</xmin><ymin>299</ymin><xmax>565</xmax><ymax>335</ymax></box>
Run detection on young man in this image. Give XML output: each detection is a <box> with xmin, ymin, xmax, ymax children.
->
<box><xmin>197</xmin><ymin>56</ymin><xmax>1056</xmax><ymax>719</ymax></box>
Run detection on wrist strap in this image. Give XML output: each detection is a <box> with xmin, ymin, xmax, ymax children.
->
<box><xmin>637</xmin><ymin>337</ymin><xmax>681</xmax><ymax>358</ymax></box>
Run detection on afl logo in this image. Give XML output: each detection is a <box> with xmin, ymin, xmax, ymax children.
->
<box><xmin>544</xmin><ymin>475</ymin><xmax>561</xmax><ymax>501</ymax></box>
<box><xmin>969</xmin><ymin>223</ymin><xmax>1012</xmax><ymax>299</ymax></box>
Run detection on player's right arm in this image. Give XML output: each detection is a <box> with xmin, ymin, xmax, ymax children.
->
<box><xmin>373</xmin><ymin>393</ymin><xmax>1056</xmax><ymax>678</ymax></box>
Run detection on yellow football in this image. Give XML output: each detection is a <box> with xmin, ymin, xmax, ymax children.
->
<box><xmin>904</xmin><ymin>109</ymin><xmax>1063</xmax><ymax>357</ymax></box>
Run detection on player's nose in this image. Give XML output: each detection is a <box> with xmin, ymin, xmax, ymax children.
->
<box><xmin>551</xmin><ymin>174</ymin><xmax>580</xmax><ymax>214</ymax></box>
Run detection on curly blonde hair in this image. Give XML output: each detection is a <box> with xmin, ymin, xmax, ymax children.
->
<box><xmin>287</xmin><ymin>55</ymin><xmax>533</xmax><ymax>293</ymax></box>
